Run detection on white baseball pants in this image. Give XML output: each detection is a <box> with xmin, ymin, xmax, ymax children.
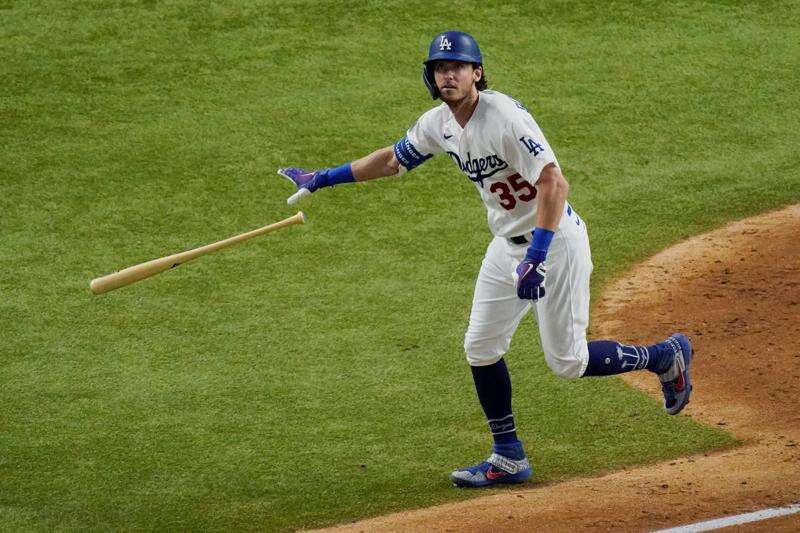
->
<box><xmin>464</xmin><ymin>205</ymin><xmax>593</xmax><ymax>379</ymax></box>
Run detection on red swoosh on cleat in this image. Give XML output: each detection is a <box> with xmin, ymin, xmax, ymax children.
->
<box><xmin>486</xmin><ymin>467</ymin><xmax>507</xmax><ymax>480</ymax></box>
<box><xmin>675</xmin><ymin>372</ymin><xmax>685</xmax><ymax>392</ymax></box>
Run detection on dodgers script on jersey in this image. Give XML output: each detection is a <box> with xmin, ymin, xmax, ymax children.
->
<box><xmin>402</xmin><ymin>90</ymin><xmax>558</xmax><ymax>238</ymax></box>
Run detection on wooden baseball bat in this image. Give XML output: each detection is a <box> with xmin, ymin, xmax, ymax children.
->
<box><xmin>90</xmin><ymin>211</ymin><xmax>306</xmax><ymax>295</ymax></box>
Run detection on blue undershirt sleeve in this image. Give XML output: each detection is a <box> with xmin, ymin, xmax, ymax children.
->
<box><xmin>393</xmin><ymin>136</ymin><xmax>433</xmax><ymax>172</ymax></box>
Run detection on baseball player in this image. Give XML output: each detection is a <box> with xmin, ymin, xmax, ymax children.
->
<box><xmin>278</xmin><ymin>30</ymin><xmax>693</xmax><ymax>488</ymax></box>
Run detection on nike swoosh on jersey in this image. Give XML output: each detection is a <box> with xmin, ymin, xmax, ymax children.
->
<box><xmin>444</xmin><ymin>134</ymin><xmax>453</xmax><ymax>139</ymax></box>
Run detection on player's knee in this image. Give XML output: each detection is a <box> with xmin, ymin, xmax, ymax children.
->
<box><xmin>465</xmin><ymin>350</ymin><xmax>503</xmax><ymax>367</ymax></box>
<box><xmin>464</xmin><ymin>334</ymin><xmax>509</xmax><ymax>366</ymax></box>
<box><xmin>544</xmin><ymin>352</ymin><xmax>584</xmax><ymax>380</ymax></box>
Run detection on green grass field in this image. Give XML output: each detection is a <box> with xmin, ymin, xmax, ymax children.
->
<box><xmin>2</xmin><ymin>1</ymin><xmax>799</xmax><ymax>530</ymax></box>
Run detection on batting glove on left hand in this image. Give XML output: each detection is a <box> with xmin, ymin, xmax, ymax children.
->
<box><xmin>514</xmin><ymin>260</ymin><xmax>546</xmax><ymax>300</ymax></box>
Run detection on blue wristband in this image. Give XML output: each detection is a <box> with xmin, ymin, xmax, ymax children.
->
<box><xmin>524</xmin><ymin>228</ymin><xmax>555</xmax><ymax>263</ymax></box>
<box><xmin>318</xmin><ymin>163</ymin><xmax>355</xmax><ymax>188</ymax></box>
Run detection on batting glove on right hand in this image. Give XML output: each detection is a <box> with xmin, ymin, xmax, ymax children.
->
<box><xmin>277</xmin><ymin>167</ymin><xmax>323</xmax><ymax>204</ymax></box>
<box><xmin>514</xmin><ymin>260</ymin><xmax>546</xmax><ymax>300</ymax></box>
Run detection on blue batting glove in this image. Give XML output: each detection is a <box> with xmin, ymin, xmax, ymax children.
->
<box><xmin>277</xmin><ymin>163</ymin><xmax>355</xmax><ymax>204</ymax></box>
<box><xmin>515</xmin><ymin>260</ymin><xmax>546</xmax><ymax>300</ymax></box>
<box><xmin>278</xmin><ymin>167</ymin><xmax>325</xmax><ymax>193</ymax></box>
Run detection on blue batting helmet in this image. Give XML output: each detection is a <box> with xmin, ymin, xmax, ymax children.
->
<box><xmin>423</xmin><ymin>30</ymin><xmax>483</xmax><ymax>99</ymax></box>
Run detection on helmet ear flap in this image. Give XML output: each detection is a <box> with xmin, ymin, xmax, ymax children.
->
<box><xmin>422</xmin><ymin>65</ymin><xmax>440</xmax><ymax>100</ymax></box>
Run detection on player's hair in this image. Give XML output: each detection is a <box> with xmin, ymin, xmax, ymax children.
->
<box><xmin>474</xmin><ymin>63</ymin><xmax>489</xmax><ymax>91</ymax></box>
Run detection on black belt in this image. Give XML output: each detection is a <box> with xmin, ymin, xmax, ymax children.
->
<box><xmin>508</xmin><ymin>204</ymin><xmax>575</xmax><ymax>246</ymax></box>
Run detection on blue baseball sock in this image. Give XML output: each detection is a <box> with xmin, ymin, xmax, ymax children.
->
<box><xmin>493</xmin><ymin>441</ymin><xmax>526</xmax><ymax>460</ymax></box>
<box><xmin>470</xmin><ymin>358</ymin><xmax>518</xmax><ymax>445</ymax></box>
<box><xmin>583</xmin><ymin>340</ymin><xmax>674</xmax><ymax>377</ymax></box>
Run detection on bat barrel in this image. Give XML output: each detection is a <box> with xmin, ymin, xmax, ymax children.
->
<box><xmin>90</xmin><ymin>255</ymin><xmax>179</xmax><ymax>294</ymax></box>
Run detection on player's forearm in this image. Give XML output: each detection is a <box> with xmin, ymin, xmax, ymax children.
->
<box><xmin>534</xmin><ymin>164</ymin><xmax>568</xmax><ymax>231</ymax></box>
<box><xmin>278</xmin><ymin>145</ymin><xmax>400</xmax><ymax>203</ymax></box>
<box><xmin>352</xmin><ymin>146</ymin><xmax>400</xmax><ymax>182</ymax></box>
<box><xmin>522</xmin><ymin>164</ymin><xmax>568</xmax><ymax>264</ymax></box>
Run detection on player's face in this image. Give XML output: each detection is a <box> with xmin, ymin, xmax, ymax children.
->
<box><xmin>433</xmin><ymin>61</ymin><xmax>481</xmax><ymax>103</ymax></box>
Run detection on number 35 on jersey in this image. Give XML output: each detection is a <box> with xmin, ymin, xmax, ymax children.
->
<box><xmin>490</xmin><ymin>173</ymin><xmax>537</xmax><ymax>211</ymax></box>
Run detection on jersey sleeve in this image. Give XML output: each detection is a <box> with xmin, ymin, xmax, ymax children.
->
<box><xmin>502</xmin><ymin>111</ymin><xmax>557</xmax><ymax>184</ymax></box>
<box><xmin>393</xmin><ymin>109</ymin><xmax>443</xmax><ymax>172</ymax></box>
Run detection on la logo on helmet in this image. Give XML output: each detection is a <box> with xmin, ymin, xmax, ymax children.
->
<box><xmin>439</xmin><ymin>35</ymin><xmax>452</xmax><ymax>50</ymax></box>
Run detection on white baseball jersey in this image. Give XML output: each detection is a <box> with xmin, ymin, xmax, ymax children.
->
<box><xmin>396</xmin><ymin>90</ymin><xmax>558</xmax><ymax>238</ymax></box>
<box><xmin>393</xmin><ymin>89</ymin><xmax>592</xmax><ymax>377</ymax></box>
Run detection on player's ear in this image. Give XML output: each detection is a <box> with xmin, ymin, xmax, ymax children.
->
<box><xmin>473</xmin><ymin>65</ymin><xmax>482</xmax><ymax>83</ymax></box>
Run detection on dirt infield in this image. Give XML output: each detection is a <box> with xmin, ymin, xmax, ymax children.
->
<box><xmin>320</xmin><ymin>204</ymin><xmax>800</xmax><ymax>532</ymax></box>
